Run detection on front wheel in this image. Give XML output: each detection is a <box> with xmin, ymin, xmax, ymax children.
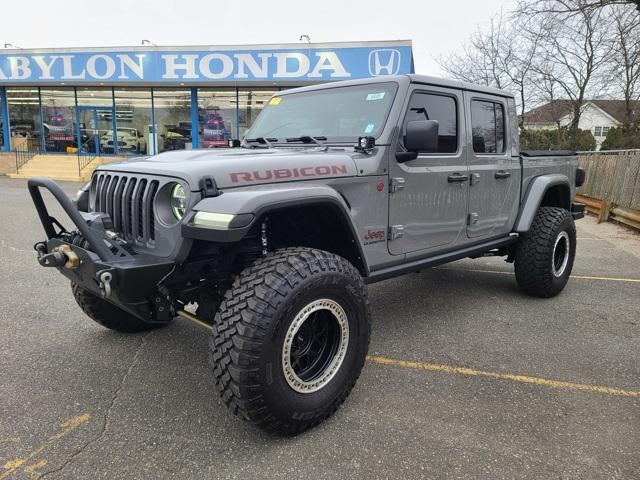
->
<box><xmin>209</xmin><ymin>247</ymin><xmax>371</xmax><ymax>435</ymax></box>
<box><xmin>514</xmin><ymin>207</ymin><xmax>576</xmax><ymax>298</ymax></box>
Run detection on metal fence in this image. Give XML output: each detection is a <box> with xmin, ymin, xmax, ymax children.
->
<box><xmin>577</xmin><ymin>151</ymin><xmax>640</xmax><ymax>210</ymax></box>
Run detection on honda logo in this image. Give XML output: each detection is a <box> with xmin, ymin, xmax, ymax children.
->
<box><xmin>368</xmin><ymin>49</ymin><xmax>401</xmax><ymax>76</ymax></box>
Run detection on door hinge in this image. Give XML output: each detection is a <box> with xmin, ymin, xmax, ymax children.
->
<box><xmin>390</xmin><ymin>177</ymin><xmax>405</xmax><ymax>193</ymax></box>
<box><xmin>468</xmin><ymin>213</ymin><xmax>479</xmax><ymax>225</ymax></box>
<box><xmin>389</xmin><ymin>225</ymin><xmax>404</xmax><ymax>240</ymax></box>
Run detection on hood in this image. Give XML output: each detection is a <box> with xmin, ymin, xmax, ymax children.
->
<box><xmin>96</xmin><ymin>148</ymin><xmax>360</xmax><ymax>189</ymax></box>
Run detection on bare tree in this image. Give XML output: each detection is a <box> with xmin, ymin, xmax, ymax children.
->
<box><xmin>609</xmin><ymin>7</ymin><xmax>640</xmax><ymax>127</ymax></box>
<box><xmin>518</xmin><ymin>0</ymin><xmax>640</xmax><ymax>15</ymax></box>
<box><xmin>527</xmin><ymin>3</ymin><xmax>610</xmax><ymax>133</ymax></box>
<box><xmin>437</xmin><ymin>12</ymin><xmax>542</xmax><ymax>126</ymax></box>
<box><xmin>438</xmin><ymin>13</ymin><xmax>514</xmax><ymax>89</ymax></box>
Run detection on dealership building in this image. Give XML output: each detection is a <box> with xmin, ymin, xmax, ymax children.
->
<box><xmin>0</xmin><ymin>41</ymin><xmax>413</xmax><ymax>179</ymax></box>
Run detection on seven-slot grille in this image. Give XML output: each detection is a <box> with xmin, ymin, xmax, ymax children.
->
<box><xmin>90</xmin><ymin>173</ymin><xmax>160</xmax><ymax>245</ymax></box>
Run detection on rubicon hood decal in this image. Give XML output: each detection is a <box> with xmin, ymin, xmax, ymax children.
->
<box><xmin>230</xmin><ymin>165</ymin><xmax>349</xmax><ymax>183</ymax></box>
<box><xmin>95</xmin><ymin>148</ymin><xmax>358</xmax><ymax>188</ymax></box>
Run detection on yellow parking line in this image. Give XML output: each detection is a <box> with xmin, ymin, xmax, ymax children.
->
<box><xmin>435</xmin><ymin>267</ymin><xmax>640</xmax><ymax>283</ymax></box>
<box><xmin>367</xmin><ymin>355</ymin><xmax>640</xmax><ymax>398</ymax></box>
<box><xmin>178</xmin><ymin>316</ymin><xmax>640</xmax><ymax>399</ymax></box>
<box><xmin>1</xmin><ymin>414</ymin><xmax>90</xmax><ymax>480</ymax></box>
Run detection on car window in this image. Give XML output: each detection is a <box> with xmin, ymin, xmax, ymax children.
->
<box><xmin>402</xmin><ymin>92</ymin><xmax>458</xmax><ymax>154</ymax></box>
<box><xmin>471</xmin><ymin>100</ymin><xmax>505</xmax><ymax>154</ymax></box>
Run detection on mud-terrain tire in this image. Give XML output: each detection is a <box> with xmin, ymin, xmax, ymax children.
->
<box><xmin>209</xmin><ymin>247</ymin><xmax>371</xmax><ymax>435</ymax></box>
<box><xmin>514</xmin><ymin>207</ymin><xmax>576</xmax><ymax>298</ymax></box>
<box><xmin>71</xmin><ymin>283</ymin><xmax>160</xmax><ymax>333</ymax></box>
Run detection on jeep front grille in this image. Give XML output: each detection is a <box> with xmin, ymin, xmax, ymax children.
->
<box><xmin>90</xmin><ymin>173</ymin><xmax>159</xmax><ymax>246</ymax></box>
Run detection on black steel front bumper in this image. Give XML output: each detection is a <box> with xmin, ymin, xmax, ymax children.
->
<box><xmin>28</xmin><ymin>177</ymin><xmax>175</xmax><ymax>323</ymax></box>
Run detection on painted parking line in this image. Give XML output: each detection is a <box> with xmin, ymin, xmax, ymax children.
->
<box><xmin>435</xmin><ymin>267</ymin><xmax>640</xmax><ymax>283</ymax></box>
<box><xmin>1</xmin><ymin>414</ymin><xmax>90</xmax><ymax>480</ymax></box>
<box><xmin>367</xmin><ymin>355</ymin><xmax>640</xmax><ymax>398</ymax></box>
<box><xmin>178</xmin><ymin>316</ymin><xmax>640</xmax><ymax>399</ymax></box>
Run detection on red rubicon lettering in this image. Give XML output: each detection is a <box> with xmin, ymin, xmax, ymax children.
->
<box><xmin>229</xmin><ymin>165</ymin><xmax>349</xmax><ymax>183</ymax></box>
<box><xmin>230</xmin><ymin>172</ymin><xmax>252</xmax><ymax>183</ymax></box>
<box><xmin>274</xmin><ymin>169</ymin><xmax>292</xmax><ymax>179</ymax></box>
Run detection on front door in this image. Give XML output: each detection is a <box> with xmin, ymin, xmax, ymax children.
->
<box><xmin>76</xmin><ymin>106</ymin><xmax>114</xmax><ymax>156</ymax></box>
<box><xmin>464</xmin><ymin>94</ymin><xmax>519</xmax><ymax>238</ymax></box>
<box><xmin>388</xmin><ymin>86</ymin><xmax>469</xmax><ymax>255</ymax></box>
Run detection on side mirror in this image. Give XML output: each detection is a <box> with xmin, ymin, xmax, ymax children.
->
<box><xmin>405</xmin><ymin>120</ymin><xmax>439</xmax><ymax>152</ymax></box>
<box><xmin>396</xmin><ymin>120</ymin><xmax>439</xmax><ymax>163</ymax></box>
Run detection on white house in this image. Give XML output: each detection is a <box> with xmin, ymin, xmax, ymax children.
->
<box><xmin>521</xmin><ymin>100</ymin><xmax>639</xmax><ymax>150</ymax></box>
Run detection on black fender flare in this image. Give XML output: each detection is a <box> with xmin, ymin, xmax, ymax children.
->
<box><xmin>181</xmin><ymin>184</ymin><xmax>368</xmax><ymax>274</ymax></box>
<box><xmin>514</xmin><ymin>174</ymin><xmax>571</xmax><ymax>233</ymax></box>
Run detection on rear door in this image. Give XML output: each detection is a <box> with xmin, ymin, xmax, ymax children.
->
<box><xmin>388</xmin><ymin>86</ymin><xmax>469</xmax><ymax>255</ymax></box>
<box><xmin>464</xmin><ymin>94</ymin><xmax>519</xmax><ymax>238</ymax></box>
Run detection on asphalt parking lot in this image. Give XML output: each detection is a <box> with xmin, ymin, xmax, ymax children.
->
<box><xmin>1</xmin><ymin>176</ymin><xmax>639</xmax><ymax>480</ymax></box>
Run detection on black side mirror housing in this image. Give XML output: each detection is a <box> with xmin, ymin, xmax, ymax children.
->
<box><xmin>397</xmin><ymin>120</ymin><xmax>439</xmax><ymax>163</ymax></box>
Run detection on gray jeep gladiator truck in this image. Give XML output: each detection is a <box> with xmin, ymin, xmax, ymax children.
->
<box><xmin>28</xmin><ymin>74</ymin><xmax>585</xmax><ymax>435</ymax></box>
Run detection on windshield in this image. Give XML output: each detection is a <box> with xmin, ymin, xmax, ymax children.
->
<box><xmin>246</xmin><ymin>82</ymin><xmax>398</xmax><ymax>143</ymax></box>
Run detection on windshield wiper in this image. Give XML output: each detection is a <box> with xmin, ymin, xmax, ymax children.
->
<box><xmin>245</xmin><ymin>137</ymin><xmax>277</xmax><ymax>148</ymax></box>
<box><xmin>286</xmin><ymin>135</ymin><xmax>327</xmax><ymax>146</ymax></box>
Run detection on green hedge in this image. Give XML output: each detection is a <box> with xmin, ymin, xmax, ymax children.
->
<box><xmin>601</xmin><ymin>126</ymin><xmax>640</xmax><ymax>150</ymax></box>
<box><xmin>520</xmin><ymin>127</ymin><xmax>596</xmax><ymax>151</ymax></box>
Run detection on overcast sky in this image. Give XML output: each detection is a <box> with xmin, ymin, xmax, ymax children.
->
<box><xmin>2</xmin><ymin>0</ymin><xmax>515</xmax><ymax>75</ymax></box>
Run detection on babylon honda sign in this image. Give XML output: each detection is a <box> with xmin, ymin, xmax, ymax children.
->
<box><xmin>0</xmin><ymin>41</ymin><xmax>413</xmax><ymax>83</ymax></box>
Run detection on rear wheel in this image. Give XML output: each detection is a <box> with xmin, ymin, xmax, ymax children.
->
<box><xmin>514</xmin><ymin>207</ymin><xmax>576</xmax><ymax>298</ymax></box>
<box><xmin>71</xmin><ymin>283</ymin><xmax>161</xmax><ymax>333</ymax></box>
<box><xmin>209</xmin><ymin>247</ymin><xmax>371</xmax><ymax>435</ymax></box>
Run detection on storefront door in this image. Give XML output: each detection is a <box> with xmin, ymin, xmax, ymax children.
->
<box><xmin>76</xmin><ymin>106</ymin><xmax>114</xmax><ymax>155</ymax></box>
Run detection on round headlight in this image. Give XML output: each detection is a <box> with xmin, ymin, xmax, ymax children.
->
<box><xmin>170</xmin><ymin>183</ymin><xmax>187</xmax><ymax>220</ymax></box>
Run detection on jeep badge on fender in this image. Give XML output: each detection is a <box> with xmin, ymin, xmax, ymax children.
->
<box><xmin>27</xmin><ymin>75</ymin><xmax>584</xmax><ymax>435</ymax></box>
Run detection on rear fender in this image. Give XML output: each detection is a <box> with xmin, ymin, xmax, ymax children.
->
<box><xmin>514</xmin><ymin>174</ymin><xmax>571</xmax><ymax>233</ymax></box>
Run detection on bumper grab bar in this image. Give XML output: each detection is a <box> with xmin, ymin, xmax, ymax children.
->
<box><xmin>27</xmin><ymin>177</ymin><xmax>113</xmax><ymax>261</ymax></box>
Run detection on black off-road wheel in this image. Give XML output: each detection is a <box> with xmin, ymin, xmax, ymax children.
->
<box><xmin>514</xmin><ymin>207</ymin><xmax>576</xmax><ymax>298</ymax></box>
<box><xmin>71</xmin><ymin>283</ymin><xmax>161</xmax><ymax>333</ymax></box>
<box><xmin>209</xmin><ymin>247</ymin><xmax>371</xmax><ymax>436</ymax></box>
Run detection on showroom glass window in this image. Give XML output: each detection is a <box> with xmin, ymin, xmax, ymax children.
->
<box><xmin>6</xmin><ymin>88</ymin><xmax>41</xmax><ymax>149</ymax></box>
<box><xmin>402</xmin><ymin>92</ymin><xmax>458</xmax><ymax>153</ymax></box>
<box><xmin>153</xmin><ymin>89</ymin><xmax>192</xmax><ymax>153</ymax></box>
<box><xmin>238</xmin><ymin>89</ymin><xmax>278</xmax><ymax>139</ymax></box>
<box><xmin>75</xmin><ymin>88</ymin><xmax>115</xmax><ymax>155</ymax></box>
<box><xmin>114</xmin><ymin>88</ymin><xmax>152</xmax><ymax>155</ymax></box>
<box><xmin>470</xmin><ymin>100</ymin><xmax>505</xmax><ymax>153</ymax></box>
<box><xmin>197</xmin><ymin>89</ymin><xmax>236</xmax><ymax>148</ymax></box>
<box><xmin>40</xmin><ymin>88</ymin><xmax>76</xmax><ymax>153</ymax></box>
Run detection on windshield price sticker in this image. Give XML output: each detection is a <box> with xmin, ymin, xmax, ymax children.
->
<box><xmin>269</xmin><ymin>97</ymin><xmax>282</xmax><ymax>105</ymax></box>
<box><xmin>364</xmin><ymin>123</ymin><xmax>375</xmax><ymax>133</ymax></box>
<box><xmin>366</xmin><ymin>92</ymin><xmax>385</xmax><ymax>101</ymax></box>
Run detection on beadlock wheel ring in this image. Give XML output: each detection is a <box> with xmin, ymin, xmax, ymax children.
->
<box><xmin>282</xmin><ymin>298</ymin><xmax>349</xmax><ymax>394</ymax></box>
<box><xmin>552</xmin><ymin>231</ymin><xmax>570</xmax><ymax>278</ymax></box>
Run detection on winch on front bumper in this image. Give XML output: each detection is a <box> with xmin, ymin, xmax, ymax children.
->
<box><xmin>28</xmin><ymin>177</ymin><xmax>176</xmax><ymax>324</ymax></box>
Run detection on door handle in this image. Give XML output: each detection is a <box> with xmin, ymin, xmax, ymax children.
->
<box><xmin>448</xmin><ymin>173</ymin><xmax>469</xmax><ymax>183</ymax></box>
<box><xmin>495</xmin><ymin>170</ymin><xmax>511</xmax><ymax>179</ymax></box>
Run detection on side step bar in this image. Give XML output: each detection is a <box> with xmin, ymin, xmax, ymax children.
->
<box><xmin>365</xmin><ymin>235</ymin><xmax>518</xmax><ymax>284</ymax></box>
